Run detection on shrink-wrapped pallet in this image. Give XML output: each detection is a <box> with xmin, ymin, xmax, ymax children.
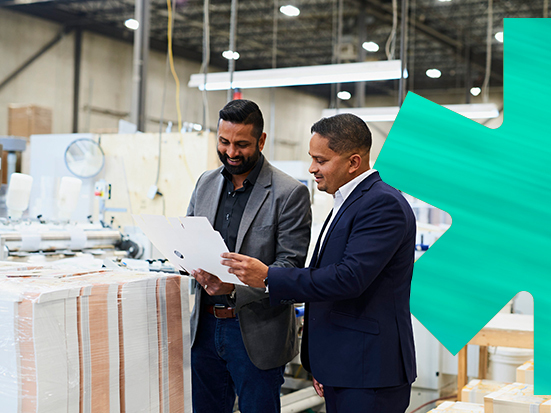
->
<box><xmin>517</xmin><ymin>360</ymin><xmax>534</xmax><ymax>385</ymax></box>
<box><xmin>462</xmin><ymin>379</ymin><xmax>510</xmax><ymax>404</ymax></box>
<box><xmin>429</xmin><ymin>401</ymin><xmax>484</xmax><ymax>412</ymax></box>
<box><xmin>484</xmin><ymin>382</ymin><xmax>551</xmax><ymax>413</ymax></box>
<box><xmin>0</xmin><ymin>269</ymin><xmax>191</xmax><ymax>413</ymax></box>
<box><xmin>0</xmin><ymin>277</ymin><xmax>81</xmax><ymax>412</ymax></box>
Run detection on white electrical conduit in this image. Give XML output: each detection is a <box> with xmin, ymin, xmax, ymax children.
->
<box><xmin>482</xmin><ymin>0</ymin><xmax>493</xmax><ymax>103</ymax></box>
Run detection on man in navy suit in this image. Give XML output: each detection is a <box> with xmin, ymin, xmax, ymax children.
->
<box><xmin>222</xmin><ymin>113</ymin><xmax>417</xmax><ymax>412</ymax></box>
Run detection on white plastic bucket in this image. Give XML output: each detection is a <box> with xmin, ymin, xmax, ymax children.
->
<box><xmin>488</xmin><ymin>346</ymin><xmax>534</xmax><ymax>382</ymax></box>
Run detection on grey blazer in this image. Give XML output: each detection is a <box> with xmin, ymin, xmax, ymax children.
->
<box><xmin>187</xmin><ymin>159</ymin><xmax>312</xmax><ymax>370</ymax></box>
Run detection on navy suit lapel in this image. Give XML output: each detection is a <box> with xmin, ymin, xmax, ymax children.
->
<box><xmin>315</xmin><ymin>171</ymin><xmax>382</xmax><ymax>262</ymax></box>
<box><xmin>308</xmin><ymin>210</ymin><xmax>333</xmax><ymax>268</ymax></box>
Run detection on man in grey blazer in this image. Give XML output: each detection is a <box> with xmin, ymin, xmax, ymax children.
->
<box><xmin>187</xmin><ymin>99</ymin><xmax>311</xmax><ymax>413</ymax></box>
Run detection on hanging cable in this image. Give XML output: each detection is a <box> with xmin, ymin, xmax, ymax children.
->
<box><xmin>386</xmin><ymin>0</ymin><xmax>398</xmax><ymax>60</ymax></box>
<box><xmin>167</xmin><ymin>0</ymin><xmax>182</xmax><ymax>132</ymax></box>
<box><xmin>201</xmin><ymin>0</ymin><xmax>210</xmax><ymax>131</ymax></box>
<box><xmin>155</xmin><ymin>0</ymin><xmax>176</xmax><ymax>187</ymax></box>
<box><xmin>482</xmin><ymin>0</ymin><xmax>493</xmax><ymax>103</ymax></box>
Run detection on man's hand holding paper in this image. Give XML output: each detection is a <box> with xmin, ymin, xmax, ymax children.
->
<box><xmin>191</xmin><ymin>268</ymin><xmax>235</xmax><ymax>296</ymax></box>
<box><xmin>132</xmin><ymin>214</ymin><xmax>245</xmax><ymax>285</ymax></box>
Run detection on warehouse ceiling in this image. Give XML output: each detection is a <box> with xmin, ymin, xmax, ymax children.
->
<box><xmin>0</xmin><ymin>0</ymin><xmax>547</xmax><ymax>104</ymax></box>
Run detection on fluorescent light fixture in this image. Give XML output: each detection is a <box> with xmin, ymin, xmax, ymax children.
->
<box><xmin>426</xmin><ymin>68</ymin><xmax>442</xmax><ymax>79</ymax></box>
<box><xmin>124</xmin><ymin>18</ymin><xmax>139</xmax><ymax>30</ymax></box>
<box><xmin>337</xmin><ymin>91</ymin><xmax>352</xmax><ymax>100</ymax></box>
<box><xmin>495</xmin><ymin>31</ymin><xmax>504</xmax><ymax>43</ymax></box>
<box><xmin>322</xmin><ymin>103</ymin><xmax>500</xmax><ymax>122</ymax></box>
<box><xmin>438</xmin><ymin>0</ymin><xmax>452</xmax><ymax>2</ymax></box>
<box><xmin>188</xmin><ymin>60</ymin><xmax>402</xmax><ymax>91</ymax></box>
<box><xmin>280</xmin><ymin>5</ymin><xmax>300</xmax><ymax>16</ymax></box>
<box><xmin>362</xmin><ymin>41</ymin><xmax>380</xmax><ymax>52</ymax></box>
<box><xmin>222</xmin><ymin>50</ymin><xmax>240</xmax><ymax>60</ymax></box>
<box><xmin>470</xmin><ymin>87</ymin><xmax>482</xmax><ymax>96</ymax></box>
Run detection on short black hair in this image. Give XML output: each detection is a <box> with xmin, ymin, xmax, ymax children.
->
<box><xmin>311</xmin><ymin>113</ymin><xmax>372</xmax><ymax>155</ymax></box>
<box><xmin>218</xmin><ymin>99</ymin><xmax>264</xmax><ymax>140</ymax></box>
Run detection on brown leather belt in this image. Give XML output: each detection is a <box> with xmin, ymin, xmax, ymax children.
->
<box><xmin>206</xmin><ymin>305</ymin><xmax>237</xmax><ymax>319</ymax></box>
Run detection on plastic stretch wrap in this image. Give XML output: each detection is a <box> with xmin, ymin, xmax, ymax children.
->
<box><xmin>0</xmin><ymin>267</ymin><xmax>191</xmax><ymax>413</ymax></box>
<box><xmin>484</xmin><ymin>383</ymin><xmax>551</xmax><ymax>413</ymax></box>
<box><xmin>517</xmin><ymin>359</ymin><xmax>534</xmax><ymax>385</ymax></box>
<box><xmin>429</xmin><ymin>401</ymin><xmax>484</xmax><ymax>412</ymax></box>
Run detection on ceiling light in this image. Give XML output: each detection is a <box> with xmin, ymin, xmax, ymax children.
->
<box><xmin>470</xmin><ymin>87</ymin><xmax>482</xmax><ymax>96</ymax></box>
<box><xmin>426</xmin><ymin>68</ymin><xmax>442</xmax><ymax>79</ymax></box>
<box><xmin>222</xmin><ymin>50</ymin><xmax>240</xmax><ymax>60</ymax></box>
<box><xmin>362</xmin><ymin>41</ymin><xmax>380</xmax><ymax>52</ymax></box>
<box><xmin>495</xmin><ymin>31</ymin><xmax>504</xmax><ymax>43</ymax></box>
<box><xmin>438</xmin><ymin>0</ymin><xmax>452</xmax><ymax>2</ymax></box>
<box><xmin>124</xmin><ymin>18</ymin><xmax>139</xmax><ymax>30</ymax></box>
<box><xmin>322</xmin><ymin>103</ymin><xmax>499</xmax><ymax>122</ymax></box>
<box><xmin>188</xmin><ymin>60</ymin><xmax>402</xmax><ymax>91</ymax></box>
<box><xmin>280</xmin><ymin>5</ymin><xmax>300</xmax><ymax>17</ymax></box>
<box><xmin>337</xmin><ymin>91</ymin><xmax>352</xmax><ymax>100</ymax></box>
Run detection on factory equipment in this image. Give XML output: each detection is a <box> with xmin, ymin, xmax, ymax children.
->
<box><xmin>0</xmin><ymin>136</ymin><xmax>27</xmax><ymax>184</ymax></box>
<box><xmin>6</xmin><ymin>173</ymin><xmax>33</xmax><ymax>219</ymax></box>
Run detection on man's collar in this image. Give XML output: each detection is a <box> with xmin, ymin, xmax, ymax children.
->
<box><xmin>334</xmin><ymin>168</ymin><xmax>378</xmax><ymax>202</ymax></box>
<box><xmin>221</xmin><ymin>153</ymin><xmax>265</xmax><ymax>187</ymax></box>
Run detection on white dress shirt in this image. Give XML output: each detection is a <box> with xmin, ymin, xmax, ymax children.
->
<box><xmin>318</xmin><ymin>168</ymin><xmax>378</xmax><ymax>249</ymax></box>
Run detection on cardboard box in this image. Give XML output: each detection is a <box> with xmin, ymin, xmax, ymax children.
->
<box><xmin>429</xmin><ymin>401</ymin><xmax>484</xmax><ymax>412</ymax></box>
<box><xmin>7</xmin><ymin>104</ymin><xmax>52</xmax><ymax>175</ymax></box>
<box><xmin>462</xmin><ymin>379</ymin><xmax>510</xmax><ymax>404</ymax></box>
<box><xmin>484</xmin><ymin>382</ymin><xmax>551</xmax><ymax>413</ymax></box>
<box><xmin>517</xmin><ymin>359</ymin><xmax>534</xmax><ymax>385</ymax></box>
<box><xmin>8</xmin><ymin>104</ymin><xmax>52</xmax><ymax>138</ymax></box>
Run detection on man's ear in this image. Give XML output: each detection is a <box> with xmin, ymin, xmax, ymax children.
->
<box><xmin>258</xmin><ymin>132</ymin><xmax>267</xmax><ymax>151</ymax></box>
<box><xmin>348</xmin><ymin>153</ymin><xmax>363</xmax><ymax>173</ymax></box>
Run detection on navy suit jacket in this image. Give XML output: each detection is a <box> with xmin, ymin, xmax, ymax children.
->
<box><xmin>268</xmin><ymin>171</ymin><xmax>417</xmax><ymax>388</ymax></box>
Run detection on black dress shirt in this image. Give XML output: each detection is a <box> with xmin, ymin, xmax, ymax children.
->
<box><xmin>202</xmin><ymin>155</ymin><xmax>264</xmax><ymax>306</ymax></box>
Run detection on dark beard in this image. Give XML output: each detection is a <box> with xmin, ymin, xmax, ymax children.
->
<box><xmin>217</xmin><ymin>145</ymin><xmax>261</xmax><ymax>175</ymax></box>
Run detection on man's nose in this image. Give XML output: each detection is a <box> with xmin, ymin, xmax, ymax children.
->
<box><xmin>308</xmin><ymin>162</ymin><xmax>317</xmax><ymax>174</ymax></box>
<box><xmin>227</xmin><ymin>145</ymin><xmax>239</xmax><ymax>158</ymax></box>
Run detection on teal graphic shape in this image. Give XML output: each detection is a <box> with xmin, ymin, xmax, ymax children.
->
<box><xmin>375</xmin><ymin>19</ymin><xmax>550</xmax><ymax>394</ymax></box>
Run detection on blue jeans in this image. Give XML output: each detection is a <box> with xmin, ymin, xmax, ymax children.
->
<box><xmin>191</xmin><ymin>308</ymin><xmax>285</xmax><ymax>413</ymax></box>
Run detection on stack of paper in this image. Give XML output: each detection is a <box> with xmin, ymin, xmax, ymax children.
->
<box><xmin>462</xmin><ymin>379</ymin><xmax>510</xmax><ymax>404</ymax></box>
<box><xmin>484</xmin><ymin>383</ymin><xmax>551</xmax><ymax>412</ymax></box>
<box><xmin>428</xmin><ymin>401</ymin><xmax>484</xmax><ymax>412</ymax></box>
<box><xmin>0</xmin><ymin>269</ymin><xmax>191</xmax><ymax>413</ymax></box>
<box><xmin>516</xmin><ymin>360</ymin><xmax>534</xmax><ymax>385</ymax></box>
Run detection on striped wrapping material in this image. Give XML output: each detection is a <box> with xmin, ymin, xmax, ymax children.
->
<box><xmin>0</xmin><ymin>269</ymin><xmax>191</xmax><ymax>413</ymax></box>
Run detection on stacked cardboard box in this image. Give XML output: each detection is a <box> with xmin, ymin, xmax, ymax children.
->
<box><xmin>6</xmin><ymin>104</ymin><xmax>52</xmax><ymax>177</ymax></box>
<box><xmin>7</xmin><ymin>104</ymin><xmax>52</xmax><ymax>138</ymax></box>
<box><xmin>0</xmin><ymin>269</ymin><xmax>191</xmax><ymax>413</ymax></box>
<box><xmin>484</xmin><ymin>383</ymin><xmax>551</xmax><ymax>413</ymax></box>
<box><xmin>462</xmin><ymin>379</ymin><xmax>510</xmax><ymax>404</ymax></box>
<box><xmin>517</xmin><ymin>360</ymin><xmax>534</xmax><ymax>385</ymax></box>
<box><xmin>428</xmin><ymin>401</ymin><xmax>484</xmax><ymax>412</ymax></box>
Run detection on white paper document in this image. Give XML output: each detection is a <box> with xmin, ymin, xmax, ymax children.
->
<box><xmin>132</xmin><ymin>215</ymin><xmax>244</xmax><ymax>285</ymax></box>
